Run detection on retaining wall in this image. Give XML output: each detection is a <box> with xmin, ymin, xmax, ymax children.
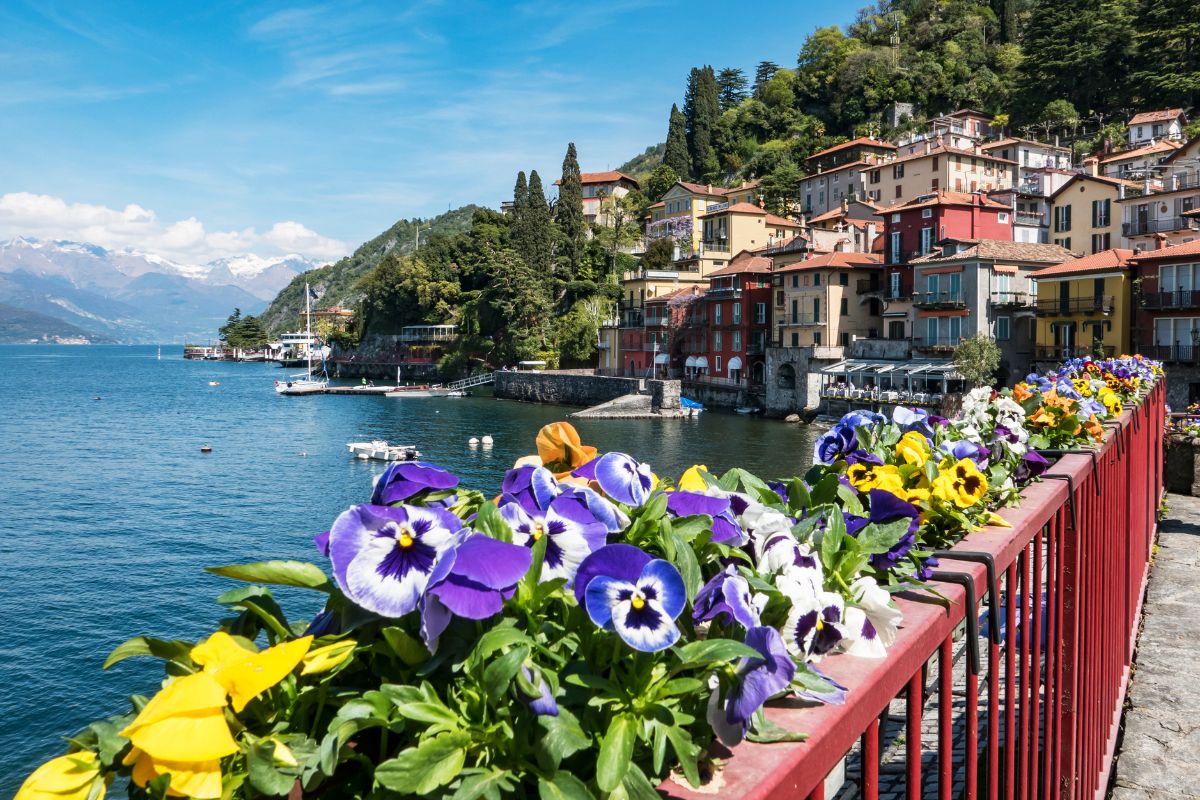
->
<box><xmin>494</xmin><ymin>370</ymin><xmax>651</xmax><ymax>407</ymax></box>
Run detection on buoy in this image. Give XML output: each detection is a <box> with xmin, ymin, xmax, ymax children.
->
<box><xmin>481</xmin><ymin>435</ymin><xmax>494</xmax><ymax>446</ymax></box>
<box><xmin>94</xmin><ymin>396</ymin><xmax>102</xmax><ymax>400</ymax></box>
<box><xmin>468</xmin><ymin>437</ymin><xmax>479</xmax><ymax>446</ymax></box>
<box><xmin>208</xmin><ymin>381</ymin><xmax>221</xmax><ymax>386</ymax></box>
<box><xmin>200</xmin><ymin>445</ymin><xmax>212</xmax><ymax>453</ymax></box>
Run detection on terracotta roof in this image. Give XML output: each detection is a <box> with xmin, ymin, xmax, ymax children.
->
<box><xmin>675</xmin><ymin>180</ymin><xmax>761</xmax><ymax>198</ymax></box>
<box><xmin>552</xmin><ymin>171</ymin><xmax>639</xmax><ymax>188</ymax></box>
<box><xmin>804</xmin><ymin>137</ymin><xmax>896</xmax><ymax>163</ymax></box>
<box><xmin>1033</xmin><ymin>249</ymin><xmax>1134</xmax><ymax>278</ymax></box>
<box><xmin>799</xmin><ymin>160</ymin><xmax>868</xmax><ymax>178</ymax></box>
<box><xmin>765</xmin><ymin>212</ymin><xmax>802</xmax><ymax>228</ymax></box>
<box><xmin>1099</xmin><ymin>140</ymin><xmax>1182</xmax><ymax>163</ymax></box>
<box><xmin>982</xmin><ymin>137</ymin><xmax>1070</xmax><ymax>154</ymax></box>
<box><xmin>706</xmin><ymin>250</ymin><xmax>773</xmax><ymax>276</ymax></box>
<box><xmin>646</xmin><ymin>286</ymin><xmax>702</xmax><ymax>304</ymax></box>
<box><xmin>882</xmin><ymin>190</ymin><xmax>1009</xmax><ymax>213</ymax></box>
<box><xmin>888</xmin><ymin>143</ymin><xmax>1017</xmax><ymax>167</ymax></box>
<box><xmin>1130</xmin><ymin>239</ymin><xmax>1200</xmax><ymax>262</ymax></box>
<box><xmin>772</xmin><ymin>252</ymin><xmax>882</xmax><ymax>273</ymax></box>
<box><xmin>910</xmin><ymin>240</ymin><xmax>1075</xmax><ymax>264</ymax></box>
<box><xmin>1129</xmin><ymin>109</ymin><xmax>1185</xmax><ymax>125</ymax></box>
<box><xmin>1047</xmin><ymin>173</ymin><xmax>1142</xmax><ymax>201</ymax></box>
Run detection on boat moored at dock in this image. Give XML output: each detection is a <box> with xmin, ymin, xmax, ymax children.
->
<box><xmin>346</xmin><ymin>440</ymin><xmax>421</xmax><ymax>461</ymax></box>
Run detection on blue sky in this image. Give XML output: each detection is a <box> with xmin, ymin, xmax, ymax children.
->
<box><xmin>0</xmin><ymin>0</ymin><xmax>863</xmax><ymax>263</ymax></box>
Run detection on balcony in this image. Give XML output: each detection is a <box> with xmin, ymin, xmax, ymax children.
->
<box><xmin>1142</xmin><ymin>344</ymin><xmax>1200</xmax><ymax>364</ymax></box>
<box><xmin>644</xmin><ymin>317</ymin><xmax>669</xmax><ymax>327</ymax></box>
<box><xmin>778</xmin><ymin>313</ymin><xmax>822</xmax><ymax>326</ymax></box>
<box><xmin>1123</xmin><ymin>216</ymin><xmax>1200</xmax><ymax>237</ymax></box>
<box><xmin>701</xmin><ymin>240</ymin><xmax>730</xmax><ymax>253</ymax></box>
<box><xmin>911</xmin><ymin>291</ymin><xmax>966</xmax><ymax>309</ymax></box>
<box><xmin>1015</xmin><ymin>211</ymin><xmax>1045</xmax><ymax>226</ymax></box>
<box><xmin>641</xmin><ymin>342</ymin><xmax>668</xmax><ymax>352</ymax></box>
<box><xmin>620</xmin><ymin>311</ymin><xmax>644</xmax><ymax>328</ymax></box>
<box><xmin>682</xmin><ymin>315</ymin><xmax>708</xmax><ymax>328</ymax></box>
<box><xmin>747</xmin><ymin>342</ymin><xmax>766</xmax><ymax>356</ymax></box>
<box><xmin>1033</xmin><ymin>296</ymin><xmax>1115</xmax><ymax>316</ymax></box>
<box><xmin>856</xmin><ymin>278</ymin><xmax>884</xmax><ymax>295</ymax></box>
<box><xmin>990</xmin><ymin>291</ymin><xmax>1034</xmax><ymax>309</ymax></box>
<box><xmin>706</xmin><ymin>287</ymin><xmax>742</xmax><ymax>298</ymax></box>
<box><xmin>1141</xmin><ymin>290</ymin><xmax>1200</xmax><ymax>310</ymax></box>
<box><xmin>1034</xmin><ymin>345</ymin><xmax>1115</xmax><ymax>360</ymax></box>
<box><xmin>912</xmin><ymin>336</ymin><xmax>961</xmax><ymax>353</ymax></box>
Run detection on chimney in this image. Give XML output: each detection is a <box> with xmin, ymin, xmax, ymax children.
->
<box><xmin>1083</xmin><ymin>156</ymin><xmax>1099</xmax><ymax>177</ymax></box>
<box><xmin>925</xmin><ymin>140</ymin><xmax>931</xmax><ymax>154</ymax></box>
<box><xmin>841</xmin><ymin>197</ymin><xmax>849</xmax><ymax>214</ymax></box>
<box><xmin>707</xmin><ymin>184</ymin><xmax>713</xmax><ymax>194</ymax></box>
<box><xmin>1156</xmin><ymin>233</ymin><xmax>1169</xmax><ymax>250</ymax></box>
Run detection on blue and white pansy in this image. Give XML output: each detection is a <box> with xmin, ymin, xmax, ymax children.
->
<box><xmin>577</xmin><ymin>544</ymin><xmax>686</xmax><ymax>652</ymax></box>
<box><xmin>498</xmin><ymin>465</ymin><xmax>608</xmax><ymax>584</ymax></box>
<box><xmin>328</xmin><ymin>504</ymin><xmax>465</xmax><ymax>618</ymax></box>
<box><xmin>593</xmin><ymin>452</ymin><xmax>654</xmax><ymax>507</ymax></box>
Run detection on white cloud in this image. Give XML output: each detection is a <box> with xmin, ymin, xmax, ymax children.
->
<box><xmin>0</xmin><ymin>191</ymin><xmax>349</xmax><ymax>265</ymax></box>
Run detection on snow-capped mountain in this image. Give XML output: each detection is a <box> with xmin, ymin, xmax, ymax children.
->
<box><xmin>0</xmin><ymin>237</ymin><xmax>328</xmax><ymax>343</ymax></box>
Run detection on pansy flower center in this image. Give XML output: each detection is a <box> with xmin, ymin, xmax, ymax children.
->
<box><xmin>396</xmin><ymin>525</ymin><xmax>416</xmax><ymax>548</ymax></box>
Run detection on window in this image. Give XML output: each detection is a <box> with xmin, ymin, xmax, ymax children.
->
<box><xmin>775</xmin><ymin>289</ymin><xmax>784</xmax><ymax>306</ymax></box>
<box><xmin>1092</xmin><ymin>199</ymin><xmax>1111</xmax><ymax>227</ymax></box>
<box><xmin>932</xmin><ymin>178</ymin><xmax>940</xmax><ymax>191</ymax></box>
<box><xmin>1091</xmin><ymin>232</ymin><xmax>1111</xmax><ymax>253</ymax></box>
<box><xmin>840</xmin><ymin>298</ymin><xmax>849</xmax><ymax>316</ymax></box>
<box><xmin>714</xmin><ymin>304</ymin><xmax>722</xmax><ymax>324</ymax></box>
<box><xmin>814</xmin><ymin>273</ymin><xmax>822</xmax><ymax>287</ymax></box>
<box><xmin>713</xmin><ymin>331</ymin><xmax>722</xmax><ymax>350</ymax></box>
<box><xmin>870</xmin><ymin>169</ymin><xmax>881</xmax><ymax>184</ymax></box>
<box><xmin>754</xmin><ymin>302</ymin><xmax>767</xmax><ymax>324</ymax></box>
<box><xmin>998</xmin><ymin>212</ymin><xmax>1009</xmax><ymax>223</ymax></box>
<box><xmin>893</xmin><ymin>163</ymin><xmax>905</xmax><ymax>178</ymax></box>
<box><xmin>813</xmin><ymin>298</ymin><xmax>821</xmax><ymax>323</ymax></box>
<box><xmin>922</xmin><ymin>207</ymin><xmax>933</xmax><ymax>218</ymax></box>
<box><xmin>715</xmin><ymin>355</ymin><xmax>722</xmax><ymax>373</ymax></box>
<box><xmin>813</xmin><ymin>331</ymin><xmax>822</xmax><ymax>345</ymax></box>
<box><xmin>920</xmin><ymin>227</ymin><xmax>933</xmax><ymax>254</ymax></box>
<box><xmin>1054</xmin><ymin>237</ymin><xmax>1072</xmax><ymax>250</ymax></box>
<box><xmin>890</xmin><ymin>271</ymin><xmax>901</xmax><ymax>298</ymax></box>
<box><xmin>932</xmin><ymin>156</ymin><xmax>939</xmax><ymax>170</ymax></box>
<box><xmin>790</xmin><ymin>332</ymin><xmax>799</xmax><ymax>346</ymax></box>
<box><xmin>926</xmin><ymin>273</ymin><xmax>940</xmax><ymax>295</ymax></box>
<box><xmin>839</xmin><ymin>272</ymin><xmax>849</xmax><ymax>286</ymax></box>
<box><xmin>948</xmin><ymin>272</ymin><xmax>961</xmax><ymax>299</ymax></box>
<box><xmin>840</xmin><ymin>332</ymin><xmax>850</xmax><ymax>346</ymax></box>
<box><xmin>997</xmin><ymin>316</ymin><xmax>1011</xmax><ymax>340</ymax></box>
<box><xmin>732</xmin><ymin>303</ymin><xmax>742</xmax><ymax>324</ymax></box>
<box><xmin>1054</xmin><ymin>205</ymin><xmax>1072</xmax><ymax>232</ymax></box>
<box><xmin>791</xmin><ymin>274</ymin><xmax>799</xmax><ymax>288</ymax></box>
<box><xmin>997</xmin><ymin>273</ymin><xmax>1011</xmax><ymax>298</ymax></box>
<box><xmin>732</xmin><ymin>331</ymin><xmax>742</xmax><ymax>351</ymax></box>
<box><xmin>927</xmin><ymin>316</ymin><xmax>938</xmax><ymax>343</ymax></box>
<box><xmin>889</xmin><ymin>320</ymin><xmax>905</xmax><ymax>339</ymax></box>
<box><xmin>896</xmin><ymin>185</ymin><xmax>903</xmax><ymax>199</ymax></box>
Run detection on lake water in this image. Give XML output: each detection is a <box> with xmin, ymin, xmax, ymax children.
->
<box><xmin>0</xmin><ymin>344</ymin><xmax>819</xmax><ymax>790</ymax></box>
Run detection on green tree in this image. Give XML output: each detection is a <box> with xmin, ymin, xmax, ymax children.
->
<box><xmin>645</xmin><ymin>164</ymin><xmax>679</xmax><ymax>202</ymax></box>
<box><xmin>554</xmin><ymin>143</ymin><xmax>586</xmax><ymax>278</ymax></box>
<box><xmin>481</xmin><ymin>247</ymin><xmax>552</xmax><ymax>364</ymax></box>
<box><xmin>219</xmin><ymin>309</ymin><xmax>269</xmax><ymax>349</ymax></box>
<box><xmin>953</xmin><ymin>335</ymin><xmax>1002</xmax><ymax>387</ymax></box>
<box><xmin>663</xmin><ymin>104</ymin><xmax>691</xmax><ymax>179</ymax></box>
<box><xmin>716</xmin><ymin>67</ymin><xmax>749</xmax><ymax>110</ymax></box>
<box><xmin>753</xmin><ymin>61</ymin><xmax>780</xmax><ymax>96</ymax></box>
<box><xmin>759</xmin><ymin>160</ymin><xmax>804</xmax><ymax>215</ymax></box>
<box><xmin>511</xmin><ymin>170</ymin><xmax>556</xmax><ymax>280</ymax></box>
<box><xmin>795</xmin><ymin>26</ymin><xmax>860</xmax><ymax>118</ymax></box>
<box><xmin>683</xmin><ymin>66</ymin><xmax>721</xmax><ymax>180</ymax></box>
<box><xmin>1130</xmin><ymin>0</ymin><xmax>1200</xmax><ymax>109</ymax></box>
<box><xmin>554</xmin><ymin>297</ymin><xmax>609</xmax><ymax>364</ymax></box>
<box><xmin>641</xmin><ymin>237</ymin><xmax>675</xmax><ymax>272</ymax></box>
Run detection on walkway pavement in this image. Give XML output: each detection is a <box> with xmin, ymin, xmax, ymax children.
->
<box><xmin>1111</xmin><ymin>493</ymin><xmax>1200</xmax><ymax>800</ymax></box>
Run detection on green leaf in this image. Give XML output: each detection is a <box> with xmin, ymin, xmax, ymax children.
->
<box><xmin>538</xmin><ymin>771</ymin><xmax>596</xmax><ymax>800</ymax></box>
<box><xmin>596</xmin><ymin>714</ymin><xmax>636</xmax><ymax>793</ymax></box>
<box><xmin>453</xmin><ymin>770</ymin><xmax>514</xmax><ymax>800</ymax></box>
<box><xmin>394</xmin><ymin>701</ymin><xmax>460</xmax><ymax>731</ymax></box>
<box><xmin>819</xmin><ymin>507</ymin><xmax>845</xmax><ymax>572</ymax></box>
<box><xmin>671</xmin><ymin>532</ymin><xmax>702</xmax><ymax>602</ymax></box>
<box><xmin>474</xmin><ymin>501</ymin><xmax>513</xmax><ymax>543</ymax></box>
<box><xmin>375</xmin><ymin>731</ymin><xmax>471</xmax><ymax>795</ymax></box>
<box><xmin>640</xmin><ymin>491</ymin><xmax>668</xmax><ymax>521</ymax></box>
<box><xmin>523</xmin><ymin>535</ymin><xmax>550</xmax><ymax>594</ymax></box>
<box><xmin>471</xmin><ymin>625</ymin><xmax>531</xmax><ymax>663</ymax></box>
<box><xmin>673</xmin><ymin>639</ymin><xmax>760</xmax><ymax>667</ymax></box>
<box><xmin>787</xmin><ymin>478</ymin><xmax>811</xmax><ymax>513</ymax></box>
<box><xmin>102</xmin><ymin>636</ymin><xmax>193</xmax><ymax>670</ymax></box>
<box><xmin>855</xmin><ymin>519</ymin><xmax>911</xmax><ymax>555</ymax></box>
<box><xmin>381</xmin><ymin>627</ymin><xmax>429</xmax><ymax>666</ymax></box>
<box><xmin>205</xmin><ymin>560</ymin><xmax>331</xmax><ymax>591</ymax></box>
<box><xmin>537</xmin><ymin>708</ymin><xmax>591</xmax><ymax>767</ymax></box>
<box><xmin>668</xmin><ymin>515</ymin><xmax>712</xmax><ymax>541</ymax></box>
<box><xmin>662</xmin><ymin>724</ymin><xmax>701</xmax><ymax>788</ymax></box>
<box><xmin>482</xmin><ymin>645</ymin><xmax>529</xmax><ymax>702</ymax></box>
<box><xmin>745</xmin><ymin>712</ymin><xmax>809</xmax><ymax>743</ymax></box>
<box><xmin>808</xmin><ymin>473</ymin><xmax>841</xmax><ymax>506</ymax></box>
<box><xmin>661</xmin><ymin>677</ymin><xmax>704</xmax><ymax>697</ymax></box>
<box><xmin>614</xmin><ymin>763</ymin><xmax>660</xmax><ymax>800</ymax></box>
<box><xmin>247</xmin><ymin>739</ymin><xmax>299</xmax><ymax>795</ymax></box>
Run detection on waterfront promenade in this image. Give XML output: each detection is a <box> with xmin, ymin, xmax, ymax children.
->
<box><xmin>1112</xmin><ymin>493</ymin><xmax>1200</xmax><ymax>799</ymax></box>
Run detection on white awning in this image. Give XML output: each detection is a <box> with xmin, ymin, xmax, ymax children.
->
<box><xmin>727</xmin><ymin>356</ymin><xmax>743</xmax><ymax>370</ymax></box>
<box><xmin>694</xmin><ymin>356</ymin><xmax>708</xmax><ymax>369</ymax></box>
<box><xmin>654</xmin><ymin>353</ymin><xmax>670</xmax><ymax>364</ymax></box>
<box><xmin>685</xmin><ymin>356</ymin><xmax>699</xmax><ymax>368</ymax></box>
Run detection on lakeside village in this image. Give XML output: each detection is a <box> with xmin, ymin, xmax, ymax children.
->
<box><xmin>192</xmin><ymin>106</ymin><xmax>1200</xmax><ymax>415</ymax></box>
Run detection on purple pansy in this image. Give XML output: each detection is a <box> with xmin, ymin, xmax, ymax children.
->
<box><xmin>709</xmin><ymin>626</ymin><xmax>795</xmax><ymax>746</ymax></box>
<box><xmin>371</xmin><ymin>462</ymin><xmax>459</xmax><ymax>505</ymax></box>
<box><xmin>893</xmin><ymin>406</ymin><xmax>933</xmax><ymax>436</ymax></box>
<box><xmin>693</xmin><ymin>565</ymin><xmax>759</xmax><ymax>628</ymax></box>
<box><xmin>519</xmin><ymin>666</ymin><xmax>558</xmax><ymax>716</ymax></box>
<box><xmin>314</xmin><ymin>530</ymin><xmax>330</xmax><ymax>557</ymax></box>
<box><xmin>593</xmin><ymin>452</ymin><xmax>654</xmax><ymax>506</ymax></box>
<box><xmin>940</xmin><ymin>439</ymin><xmax>989</xmax><ymax>468</ymax></box>
<box><xmin>845</xmin><ymin>450</ymin><xmax>885</xmax><ymax>466</ymax></box>
<box><xmin>328</xmin><ymin>504</ymin><xmax>464</xmax><ymax>618</ymax></box>
<box><xmin>1014</xmin><ymin>450</ymin><xmax>1050</xmax><ymax>483</ymax></box>
<box><xmin>864</xmin><ymin>489</ymin><xmax>919</xmax><ymax>570</ymax></box>
<box><xmin>814</xmin><ymin>424</ymin><xmax>858</xmax><ymax>464</ymax></box>
<box><xmin>666</xmin><ymin>491</ymin><xmax>746</xmax><ymax>545</ymax></box>
<box><xmin>420</xmin><ymin>534</ymin><xmax>532</xmax><ymax>647</ymax></box>
<box><xmin>785</xmin><ymin>588</ymin><xmax>849</xmax><ymax>660</ymax></box>
<box><xmin>499</xmin><ymin>490</ymin><xmax>608</xmax><ymax>585</ymax></box>
<box><xmin>560</xmin><ymin>484</ymin><xmax>629</xmax><ymax>534</ymax></box>
<box><xmin>579</xmin><ymin>545</ymin><xmax>686</xmax><ymax>652</ymax></box>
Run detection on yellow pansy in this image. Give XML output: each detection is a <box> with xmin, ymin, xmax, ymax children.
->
<box><xmin>124</xmin><ymin>749</ymin><xmax>222</xmax><ymax>799</ymax></box>
<box><xmin>191</xmin><ymin>631</ymin><xmax>313</xmax><ymax>712</ymax></box>
<box><xmin>1071</xmin><ymin>379</ymin><xmax>1093</xmax><ymax>397</ymax></box>
<box><xmin>898</xmin><ymin>485</ymin><xmax>931</xmax><ymax>504</ymax></box>
<box><xmin>16</xmin><ymin>751</ymin><xmax>106</xmax><ymax>800</ymax></box>
<box><xmin>895</xmin><ymin>432</ymin><xmax>931</xmax><ymax>467</ymax></box>
<box><xmin>847</xmin><ymin>463</ymin><xmax>905</xmax><ymax>494</ymax></box>
<box><xmin>678</xmin><ymin>465</ymin><xmax>710</xmax><ymax>492</ymax></box>
<box><xmin>931</xmin><ymin>458</ymin><xmax>988</xmax><ymax>509</ymax></box>
<box><xmin>1098</xmin><ymin>388</ymin><xmax>1121</xmax><ymax>415</ymax></box>
<box><xmin>535</xmin><ymin>422</ymin><xmax>598</xmax><ymax>474</ymax></box>
<box><xmin>119</xmin><ymin>672</ymin><xmax>237</xmax><ymax>763</ymax></box>
<box><xmin>301</xmin><ymin>639</ymin><xmax>357</xmax><ymax>676</ymax></box>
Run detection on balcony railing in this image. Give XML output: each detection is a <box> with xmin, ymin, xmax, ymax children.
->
<box><xmin>682</xmin><ymin>315</ymin><xmax>708</xmax><ymax>327</ymax></box>
<box><xmin>912</xmin><ymin>336</ymin><xmax>961</xmax><ymax>352</ymax></box>
<box><xmin>1143</xmin><ymin>344</ymin><xmax>1200</xmax><ymax>363</ymax></box>
<box><xmin>778</xmin><ymin>313</ymin><xmax>822</xmax><ymax>326</ymax></box>
<box><xmin>706</xmin><ymin>287</ymin><xmax>742</xmax><ymax>298</ymax></box>
<box><xmin>700</xmin><ymin>241</ymin><xmax>730</xmax><ymax>253</ymax></box>
<box><xmin>1123</xmin><ymin>216</ymin><xmax>1200</xmax><ymax>236</ymax></box>
<box><xmin>644</xmin><ymin>317</ymin><xmax>669</xmax><ymax>327</ymax></box>
<box><xmin>1034</xmin><ymin>345</ymin><xmax>1116</xmax><ymax>360</ymax></box>
<box><xmin>1015</xmin><ymin>211</ymin><xmax>1045</xmax><ymax>225</ymax></box>
<box><xmin>911</xmin><ymin>291</ymin><xmax>966</xmax><ymax>309</ymax></box>
<box><xmin>1141</xmin><ymin>289</ymin><xmax>1200</xmax><ymax>310</ymax></box>
<box><xmin>990</xmin><ymin>291</ymin><xmax>1034</xmax><ymax>309</ymax></box>
<box><xmin>1034</xmin><ymin>296</ymin><xmax>1115</xmax><ymax>315</ymax></box>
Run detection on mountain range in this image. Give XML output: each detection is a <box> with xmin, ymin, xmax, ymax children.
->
<box><xmin>0</xmin><ymin>238</ymin><xmax>327</xmax><ymax>343</ymax></box>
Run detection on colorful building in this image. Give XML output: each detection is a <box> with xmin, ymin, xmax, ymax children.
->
<box><xmin>1049</xmin><ymin>173</ymin><xmax>1143</xmax><ymax>255</ymax></box>
<box><xmin>1128</xmin><ymin>239</ymin><xmax>1200</xmax><ymax>405</ymax></box>
<box><xmin>769</xmin><ymin>251</ymin><xmax>884</xmax><ymax>350</ymax></box>
<box><xmin>1117</xmin><ymin>135</ymin><xmax>1200</xmax><ymax>251</ymax></box>
<box><xmin>799</xmin><ymin>137</ymin><xmax>897</xmax><ymax>217</ymax></box>
<box><xmin>1031</xmin><ymin>249</ymin><xmax>1134</xmax><ymax>363</ymax></box>
<box><xmin>679</xmin><ymin>250</ymin><xmax>774</xmax><ymax>388</ymax></box>
<box><xmin>559</xmin><ymin>171</ymin><xmax>640</xmax><ymax>227</ymax></box>
<box><xmin>862</xmin><ymin>140</ymin><xmax>1018</xmax><ymax>207</ymax></box>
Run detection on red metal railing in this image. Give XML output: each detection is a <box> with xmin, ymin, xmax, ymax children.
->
<box><xmin>664</xmin><ymin>382</ymin><xmax>1165</xmax><ymax>800</ymax></box>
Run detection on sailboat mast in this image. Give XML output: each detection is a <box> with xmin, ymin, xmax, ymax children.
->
<box><xmin>305</xmin><ymin>282</ymin><xmax>312</xmax><ymax>375</ymax></box>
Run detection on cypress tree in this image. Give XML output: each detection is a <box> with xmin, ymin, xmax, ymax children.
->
<box><xmin>753</xmin><ymin>61</ymin><xmax>780</xmax><ymax>97</ymax></box>
<box><xmin>510</xmin><ymin>171</ymin><xmax>531</xmax><ymax>273</ymax></box>
<box><xmin>684</xmin><ymin>66</ymin><xmax>721</xmax><ymax>181</ymax></box>
<box><xmin>554</xmin><ymin>143</ymin><xmax>586</xmax><ymax>278</ymax></box>
<box><xmin>664</xmin><ymin>103</ymin><xmax>691</xmax><ymax>179</ymax></box>
<box><xmin>513</xmin><ymin>171</ymin><xmax>528</xmax><ymax>216</ymax></box>
<box><xmin>522</xmin><ymin>170</ymin><xmax>555</xmax><ymax>277</ymax></box>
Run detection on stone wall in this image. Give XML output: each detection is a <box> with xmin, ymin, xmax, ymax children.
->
<box><xmin>1163</xmin><ymin>365</ymin><xmax>1200</xmax><ymax>409</ymax></box>
<box><xmin>647</xmin><ymin>379</ymin><xmax>680</xmax><ymax>410</ymax></box>
<box><xmin>680</xmin><ymin>380</ymin><xmax>746</xmax><ymax>410</ymax></box>
<box><xmin>848</xmin><ymin>338</ymin><xmax>912</xmax><ymax>360</ymax></box>
<box><xmin>329</xmin><ymin>334</ymin><xmax>440</xmax><ymax>381</ymax></box>
<box><xmin>494</xmin><ymin>370</ymin><xmax>649</xmax><ymax>407</ymax></box>
<box><xmin>1165</xmin><ymin>436</ymin><xmax>1200</xmax><ymax>496</ymax></box>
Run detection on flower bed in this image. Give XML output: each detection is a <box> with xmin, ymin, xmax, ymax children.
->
<box><xmin>16</xmin><ymin>358</ymin><xmax>1163</xmax><ymax>800</ymax></box>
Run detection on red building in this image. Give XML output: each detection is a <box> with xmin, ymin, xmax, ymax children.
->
<box><xmin>620</xmin><ymin>287</ymin><xmax>700</xmax><ymax>377</ymax></box>
<box><xmin>681</xmin><ymin>250</ymin><xmax>773</xmax><ymax>386</ymax></box>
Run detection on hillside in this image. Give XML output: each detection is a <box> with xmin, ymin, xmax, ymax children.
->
<box><xmin>0</xmin><ymin>302</ymin><xmax>115</xmax><ymax>343</ymax></box>
<box><xmin>616</xmin><ymin>143</ymin><xmax>665</xmax><ymax>182</ymax></box>
<box><xmin>260</xmin><ymin>205</ymin><xmax>483</xmax><ymax>333</ymax></box>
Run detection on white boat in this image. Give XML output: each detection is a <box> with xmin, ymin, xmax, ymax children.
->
<box><xmin>346</xmin><ymin>441</ymin><xmax>421</xmax><ymax>461</ymax></box>
<box><xmin>385</xmin><ymin>385</ymin><xmax>454</xmax><ymax>398</ymax></box>
<box><xmin>275</xmin><ymin>282</ymin><xmax>328</xmax><ymax>395</ymax></box>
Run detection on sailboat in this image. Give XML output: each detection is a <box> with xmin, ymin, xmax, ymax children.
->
<box><xmin>156</xmin><ymin>346</ymin><xmax>161</xmax><ymax>360</ymax></box>
<box><xmin>274</xmin><ymin>283</ymin><xmax>329</xmax><ymax>395</ymax></box>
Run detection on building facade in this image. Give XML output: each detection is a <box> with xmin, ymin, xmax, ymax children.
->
<box><xmin>1127</xmin><ymin>109</ymin><xmax>1187</xmax><ymax>147</ymax></box>
<box><xmin>1048</xmin><ymin>173</ymin><xmax>1142</xmax><ymax>255</ymax></box>
<box><xmin>679</xmin><ymin>251</ymin><xmax>774</xmax><ymax>389</ymax></box>
<box><xmin>1118</xmin><ymin>136</ymin><xmax>1200</xmax><ymax>251</ymax></box>
<box><xmin>769</xmin><ymin>251</ymin><xmax>884</xmax><ymax>349</ymax></box>
<box><xmin>1031</xmin><ymin>249</ymin><xmax>1133</xmax><ymax>364</ymax></box>
<box><xmin>1129</xmin><ymin>239</ymin><xmax>1200</xmax><ymax>405</ymax></box>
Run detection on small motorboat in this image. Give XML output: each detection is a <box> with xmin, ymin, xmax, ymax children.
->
<box><xmin>734</xmin><ymin>406</ymin><xmax>762</xmax><ymax>415</ymax></box>
<box><xmin>346</xmin><ymin>440</ymin><xmax>421</xmax><ymax>462</ymax></box>
<box><xmin>680</xmin><ymin>397</ymin><xmax>704</xmax><ymax>416</ymax></box>
<box><xmin>208</xmin><ymin>381</ymin><xmax>221</xmax><ymax>386</ymax></box>
<box><xmin>386</xmin><ymin>385</ymin><xmax>454</xmax><ymax>398</ymax></box>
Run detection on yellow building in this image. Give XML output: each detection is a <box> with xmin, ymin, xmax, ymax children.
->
<box><xmin>769</xmin><ymin>250</ymin><xmax>884</xmax><ymax>348</ymax></box>
<box><xmin>1032</xmin><ymin>249</ymin><xmax>1134</xmax><ymax>362</ymax></box>
<box><xmin>863</xmin><ymin>141</ymin><xmax>1018</xmax><ymax>207</ymax></box>
<box><xmin>646</xmin><ymin>180</ymin><xmax>762</xmax><ymax>259</ymax></box>
<box><xmin>1048</xmin><ymin>173</ymin><xmax>1143</xmax><ymax>255</ymax></box>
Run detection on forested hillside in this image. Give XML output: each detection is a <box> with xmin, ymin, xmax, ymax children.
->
<box><xmin>261</xmin><ymin>205</ymin><xmax>483</xmax><ymax>333</ymax></box>
<box><xmin>622</xmin><ymin>0</ymin><xmax>1199</xmax><ymax>208</ymax></box>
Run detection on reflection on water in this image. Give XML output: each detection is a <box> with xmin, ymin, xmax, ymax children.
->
<box><xmin>0</xmin><ymin>345</ymin><xmax>819</xmax><ymax>790</ymax></box>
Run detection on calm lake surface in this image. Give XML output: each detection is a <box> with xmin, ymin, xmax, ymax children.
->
<box><xmin>0</xmin><ymin>344</ymin><xmax>819</xmax><ymax>790</ymax></box>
